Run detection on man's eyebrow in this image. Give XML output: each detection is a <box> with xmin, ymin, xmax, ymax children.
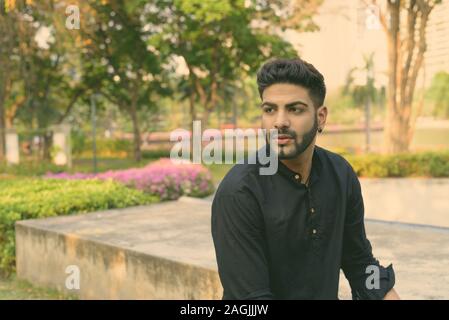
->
<box><xmin>260</xmin><ymin>101</ymin><xmax>278</xmax><ymax>108</ymax></box>
<box><xmin>285</xmin><ymin>100</ymin><xmax>309</xmax><ymax>108</ymax></box>
<box><xmin>260</xmin><ymin>100</ymin><xmax>309</xmax><ymax>108</ymax></box>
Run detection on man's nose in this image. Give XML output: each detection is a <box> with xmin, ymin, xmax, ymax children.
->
<box><xmin>273</xmin><ymin>110</ymin><xmax>290</xmax><ymax>130</ymax></box>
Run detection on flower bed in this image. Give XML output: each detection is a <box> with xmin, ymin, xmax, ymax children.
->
<box><xmin>46</xmin><ymin>158</ymin><xmax>215</xmax><ymax>200</ymax></box>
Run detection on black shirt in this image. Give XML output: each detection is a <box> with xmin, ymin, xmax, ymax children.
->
<box><xmin>211</xmin><ymin>145</ymin><xmax>395</xmax><ymax>300</ymax></box>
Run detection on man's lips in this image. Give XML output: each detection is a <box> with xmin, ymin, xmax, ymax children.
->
<box><xmin>275</xmin><ymin>135</ymin><xmax>294</xmax><ymax>145</ymax></box>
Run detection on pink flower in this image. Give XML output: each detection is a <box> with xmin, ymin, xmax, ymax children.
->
<box><xmin>45</xmin><ymin>158</ymin><xmax>214</xmax><ymax>200</ymax></box>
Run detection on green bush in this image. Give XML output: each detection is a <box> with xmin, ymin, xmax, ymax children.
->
<box><xmin>75</xmin><ymin>138</ymin><xmax>133</xmax><ymax>158</ymax></box>
<box><xmin>0</xmin><ymin>178</ymin><xmax>159</xmax><ymax>276</ymax></box>
<box><xmin>71</xmin><ymin>130</ymin><xmax>87</xmax><ymax>155</ymax></box>
<box><xmin>346</xmin><ymin>151</ymin><xmax>449</xmax><ymax>177</ymax></box>
<box><xmin>142</xmin><ymin>149</ymin><xmax>172</xmax><ymax>160</ymax></box>
<box><xmin>421</xmin><ymin>152</ymin><xmax>449</xmax><ymax>177</ymax></box>
<box><xmin>0</xmin><ymin>161</ymin><xmax>67</xmax><ymax>176</ymax></box>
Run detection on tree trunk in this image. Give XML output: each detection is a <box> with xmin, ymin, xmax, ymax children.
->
<box><xmin>189</xmin><ymin>90</ymin><xmax>196</xmax><ymax>124</ymax></box>
<box><xmin>201</xmin><ymin>108</ymin><xmax>211</xmax><ymax>129</ymax></box>
<box><xmin>365</xmin><ymin>96</ymin><xmax>371</xmax><ymax>153</ymax></box>
<box><xmin>0</xmin><ymin>88</ymin><xmax>24</xmax><ymax>159</ymax></box>
<box><xmin>188</xmin><ymin>64</ymin><xmax>218</xmax><ymax>131</ymax></box>
<box><xmin>0</xmin><ymin>12</ymin><xmax>9</xmax><ymax>160</ymax></box>
<box><xmin>42</xmin><ymin>131</ymin><xmax>53</xmax><ymax>161</ymax></box>
<box><xmin>383</xmin><ymin>0</ymin><xmax>401</xmax><ymax>154</ymax></box>
<box><xmin>0</xmin><ymin>101</ymin><xmax>5</xmax><ymax>161</ymax></box>
<box><xmin>128</xmin><ymin>105</ymin><xmax>142</xmax><ymax>162</ymax></box>
<box><xmin>385</xmin><ymin>112</ymin><xmax>412</xmax><ymax>153</ymax></box>
<box><xmin>382</xmin><ymin>0</ymin><xmax>434</xmax><ymax>154</ymax></box>
<box><xmin>0</xmin><ymin>72</ymin><xmax>6</xmax><ymax>160</ymax></box>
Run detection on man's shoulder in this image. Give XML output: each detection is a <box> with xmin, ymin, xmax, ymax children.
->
<box><xmin>316</xmin><ymin>145</ymin><xmax>355</xmax><ymax>173</ymax></box>
<box><xmin>315</xmin><ymin>146</ymin><xmax>362</xmax><ymax>205</ymax></box>
<box><xmin>215</xmin><ymin>162</ymin><xmax>261</xmax><ymax>198</ymax></box>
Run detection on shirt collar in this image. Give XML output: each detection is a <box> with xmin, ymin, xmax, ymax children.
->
<box><xmin>276</xmin><ymin>145</ymin><xmax>322</xmax><ymax>187</ymax></box>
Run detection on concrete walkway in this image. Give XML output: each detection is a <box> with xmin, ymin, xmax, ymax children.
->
<box><xmin>16</xmin><ymin>197</ymin><xmax>449</xmax><ymax>299</ymax></box>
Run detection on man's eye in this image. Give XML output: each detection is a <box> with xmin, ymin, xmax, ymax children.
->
<box><xmin>289</xmin><ymin>107</ymin><xmax>304</xmax><ymax>114</ymax></box>
<box><xmin>263</xmin><ymin>108</ymin><xmax>274</xmax><ymax>113</ymax></box>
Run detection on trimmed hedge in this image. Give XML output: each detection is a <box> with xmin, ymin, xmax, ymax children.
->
<box><xmin>0</xmin><ymin>178</ymin><xmax>159</xmax><ymax>276</ymax></box>
<box><xmin>0</xmin><ymin>161</ymin><xmax>66</xmax><ymax>176</ymax></box>
<box><xmin>346</xmin><ymin>151</ymin><xmax>449</xmax><ymax>178</ymax></box>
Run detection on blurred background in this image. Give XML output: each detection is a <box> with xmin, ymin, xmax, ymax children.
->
<box><xmin>0</xmin><ymin>0</ymin><xmax>448</xmax><ymax>174</ymax></box>
<box><xmin>0</xmin><ymin>0</ymin><xmax>448</xmax><ymax>299</ymax></box>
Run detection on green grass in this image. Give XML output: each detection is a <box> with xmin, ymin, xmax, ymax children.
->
<box><xmin>0</xmin><ymin>275</ymin><xmax>76</xmax><ymax>300</ymax></box>
<box><xmin>206</xmin><ymin>163</ymin><xmax>233</xmax><ymax>185</ymax></box>
<box><xmin>71</xmin><ymin>157</ymin><xmax>147</xmax><ymax>173</ymax></box>
<box><xmin>0</xmin><ymin>157</ymin><xmax>151</xmax><ymax>176</ymax></box>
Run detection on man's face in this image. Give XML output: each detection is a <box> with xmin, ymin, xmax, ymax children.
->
<box><xmin>261</xmin><ymin>83</ymin><xmax>323</xmax><ymax>159</ymax></box>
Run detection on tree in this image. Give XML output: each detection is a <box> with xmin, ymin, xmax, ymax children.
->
<box><xmin>80</xmin><ymin>0</ymin><xmax>170</xmax><ymax>162</ymax></box>
<box><xmin>343</xmin><ymin>53</ymin><xmax>386</xmax><ymax>152</ymax></box>
<box><xmin>1</xmin><ymin>0</ymin><xmax>88</xmax><ymax>160</ymax></box>
<box><xmin>150</xmin><ymin>0</ymin><xmax>322</xmax><ymax>128</ymax></box>
<box><xmin>369</xmin><ymin>0</ymin><xmax>442</xmax><ymax>153</ymax></box>
<box><xmin>0</xmin><ymin>5</ymin><xmax>16</xmax><ymax>160</ymax></box>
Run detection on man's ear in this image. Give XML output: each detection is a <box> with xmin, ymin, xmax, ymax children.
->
<box><xmin>317</xmin><ymin>105</ymin><xmax>327</xmax><ymax>129</ymax></box>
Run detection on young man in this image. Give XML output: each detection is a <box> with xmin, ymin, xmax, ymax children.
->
<box><xmin>211</xmin><ymin>58</ymin><xmax>400</xmax><ymax>300</ymax></box>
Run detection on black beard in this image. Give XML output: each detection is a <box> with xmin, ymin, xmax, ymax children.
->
<box><xmin>266</xmin><ymin>116</ymin><xmax>318</xmax><ymax>160</ymax></box>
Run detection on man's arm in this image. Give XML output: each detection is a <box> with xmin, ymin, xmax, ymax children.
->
<box><xmin>211</xmin><ymin>187</ymin><xmax>273</xmax><ymax>300</ymax></box>
<box><xmin>341</xmin><ymin>167</ymin><xmax>399</xmax><ymax>300</ymax></box>
<box><xmin>384</xmin><ymin>288</ymin><xmax>400</xmax><ymax>300</ymax></box>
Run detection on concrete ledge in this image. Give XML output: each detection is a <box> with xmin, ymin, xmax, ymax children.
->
<box><xmin>15</xmin><ymin>201</ymin><xmax>222</xmax><ymax>300</ymax></box>
<box><xmin>15</xmin><ymin>195</ymin><xmax>449</xmax><ymax>299</ymax></box>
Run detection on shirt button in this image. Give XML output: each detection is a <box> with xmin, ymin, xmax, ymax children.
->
<box><xmin>312</xmin><ymin>229</ymin><xmax>317</xmax><ymax>234</ymax></box>
<box><xmin>310</xmin><ymin>208</ymin><xmax>315</xmax><ymax>213</ymax></box>
<box><xmin>294</xmin><ymin>174</ymin><xmax>300</xmax><ymax>180</ymax></box>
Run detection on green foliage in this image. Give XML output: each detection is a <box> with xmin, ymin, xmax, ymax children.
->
<box><xmin>141</xmin><ymin>149</ymin><xmax>172</xmax><ymax>160</ymax></box>
<box><xmin>426</xmin><ymin>71</ymin><xmax>449</xmax><ymax>119</ymax></box>
<box><xmin>205</xmin><ymin>151</ymin><xmax>449</xmax><ymax>184</ymax></box>
<box><xmin>342</xmin><ymin>53</ymin><xmax>386</xmax><ymax>112</ymax></box>
<box><xmin>1</xmin><ymin>1</ymin><xmax>86</xmax><ymax>129</ymax></box>
<box><xmin>71</xmin><ymin>130</ymin><xmax>87</xmax><ymax>155</ymax></box>
<box><xmin>325</xmin><ymin>89</ymin><xmax>362</xmax><ymax>125</ymax></box>
<box><xmin>0</xmin><ymin>161</ymin><xmax>66</xmax><ymax>176</ymax></box>
<box><xmin>152</xmin><ymin>0</ymin><xmax>304</xmax><ymax>126</ymax></box>
<box><xmin>0</xmin><ymin>178</ymin><xmax>159</xmax><ymax>275</ymax></box>
<box><xmin>75</xmin><ymin>138</ymin><xmax>133</xmax><ymax>158</ymax></box>
<box><xmin>0</xmin><ymin>155</ymin><xmax>167</xmax><ymax>176</ymax></box>
<box><xmin>346</xmin><ymin>151</ymin><xmax>449</xmax><ymax>178</ymax></box>
<box><xmin>74</xmin><ymin>138</ymin><xmax>174</xmax><ymax>159</ymax></box>
<box><xmin>0</xmin><ymin>275</ymin><xmax>78</xmax><ymax>299</ymax></box>
<box><xmin>175</xmin><ymin>0</ymin><xmax>234</xmax><ymax>23</ymax></box>
<box><xmin>2</xmin><ymin>0</ymin><xmax>324</xmax><ymax>150</ymax></box>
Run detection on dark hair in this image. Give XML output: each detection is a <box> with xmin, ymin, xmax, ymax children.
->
<box><xmin>256</xmin><ymin>58</ymin><xmax>326</xmax><ymax>108</ymax></box>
